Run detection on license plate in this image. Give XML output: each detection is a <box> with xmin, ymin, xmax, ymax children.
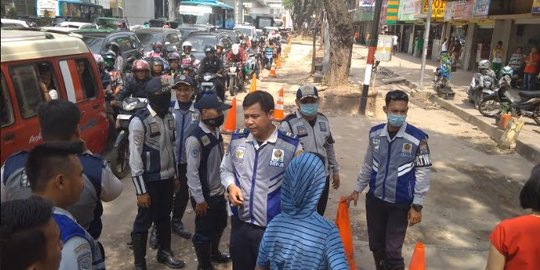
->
<box><xmin>201</xmin><ymin>82</ymin><xmax>213</xmax><ymax>87</ymax></box>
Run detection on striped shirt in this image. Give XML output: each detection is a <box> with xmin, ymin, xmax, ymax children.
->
<box><xmin>256</xmin><ymin>153</ymin><xmax>348</xmax><ymax>270</ymax></box>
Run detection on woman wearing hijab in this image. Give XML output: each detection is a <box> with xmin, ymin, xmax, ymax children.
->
<box><xmin>256</xmin><ymin>152</ymin><xmax>348</xmax><ymax>270</ymax></box>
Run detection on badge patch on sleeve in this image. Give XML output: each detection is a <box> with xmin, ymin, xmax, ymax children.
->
<box><xmin>415</xmin><ymin>139</ymin><xmax>432</xmax><ymax>167</ymax></box>
<box><xmin>319</xmin><ymin>122</ymin><xmax>327</xmax><ymax>132</ymax></box>
<box><xmin>269</xmin><ymin>149</ymin><xmax>285</xmax><ymax>167</ymax></box>
<box><xmin>201</xmin><ymin>135</ymin><xmax>210</xmax><ymax>146</ymax></box>
<box><xmin>192</xmin><ymin>113</ymin><xmax>199</xmax><ymax>122</ymax></box>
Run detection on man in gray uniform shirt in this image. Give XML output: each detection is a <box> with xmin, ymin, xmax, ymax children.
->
<box><xmin>280</xmin><ymin>84</ymin><xmax>340</xmax><ymax>216</ymax></box>
<box><xmin>186</xmin><ymin>93</ymin><xmax>232</xmax><ymax>270</ymax></box>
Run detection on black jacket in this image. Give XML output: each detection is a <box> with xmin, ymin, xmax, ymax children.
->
<box><xmin>116</xmin><ymin>75</ymin><xmax>151</xmax><ymax>101</ymax></box>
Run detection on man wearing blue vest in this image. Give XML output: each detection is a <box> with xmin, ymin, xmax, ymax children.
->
<box><xmin>186</xmin><ymin>93</ymin><xmax>232</xmax><ymax>270</ymax></box>
<box><xmin>347</xmin><ymin>90</ymin><xmax>432</xmax><ymax>270</ymax></box>
<box><xmin>129</xmin><ymin>77</ymin><xmax>185</xmax><ymax>269</ymax></box>
<box><xmin>221</xmin><ymin>90</ymin><xmax>303</xmax><ymax>270</ymax></box>
<box><xmin>26</xmin><ymin>142</ymin><xmax>105</xmax><ymax>269</ymax></box>
<box><xmin>148</xmin><ymin>75</ymin><xmax>198</xmax><ymax>249</ymax></box>
<box><xmin>0</xmin><ymin>100</ymin><xmax>123</xmax><ymax>241</ymax></box>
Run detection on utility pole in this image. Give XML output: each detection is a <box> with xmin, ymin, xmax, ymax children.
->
<box><xmin>169</xmin><ymin>0</ymin><xmax>177</xmax><ymax>22</ymax></box>
<box><xmin>359</xmin><ymin>0</ymin><xmax>383</xmax><ymax>115</ymax></box>
<box><xmin>419</xmin><ymin>0</ymin><xmax>433</xmax><ymax>90</ymax></box>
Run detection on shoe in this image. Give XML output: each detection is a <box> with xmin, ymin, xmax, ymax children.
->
<box><xmin>194</xmin><ymin>242</ymin><xmax>215</xmax><ymax>270</ymax></box>
<box><xmin>150</xmin><ymin>225</ymin><xmax>159</xmax><ymax>250</ymax></box>
<box><xmin>171</xmin><ymin>219</ymin><xmax>192</xmax><ymax>239</ymax></box>
<box><xmin>372</xmin><ymin>251</ymin><xmax>385</xmax><ymax>270</ymax></box>
<box><xmin>131</xmin><ymin>233</ymin><xmax>148</xmax><ymax>270</ymax></box>
<box><xmin>157</xmin><ymin>249</ymin><xmax>185</xmax><ymax>269</ymax></box>
<box><xmin>211</xmin><ymin>233</ymin><xmax>231</xmax><ymax>264</ymax></box>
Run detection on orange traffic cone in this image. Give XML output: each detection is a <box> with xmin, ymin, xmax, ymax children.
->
<box><xmin>276</xmin><ymin>55</ymin><xmax>282</xmax><ymax>68</ymax></box>
<box><xmin>223</xmin><ymin>97</ymin><xmax>237</xmax><ymax>133</ymax></box>
<box><xmin>249</xmin><ymin>73</ymin><xmax>257</xmax><ymax>93</ymax></box>
<box><xmin>409</xmin><ymin>242</ymin><xmax>426</xmax><ymax>270</ymax></box>
<box><xmin>273</xmin><ymin>87</ymin><xmax>284</xmax><ymax>121</ymax></box>
<box><xmin>270</xmin><ymin>65</ymin><xmax>277</xmax><ymax>77</ymax></box>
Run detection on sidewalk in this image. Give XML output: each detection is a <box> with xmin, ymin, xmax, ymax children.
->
<box><xmin>349</xmin><ymin>45</ymin><xmax>540</xmax><ymax>164</ymax></box>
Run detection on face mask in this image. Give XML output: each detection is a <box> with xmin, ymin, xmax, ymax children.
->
<box><xmin>202</xmin><ymin>115</ymin><xmax>224</xmax><ymax>128</ymax></box>
<box><xmin>154</xmin><ymin>48</ymin><xmax>161</xmax><ymax>53</ymax></box>
<box><xmin>387</xmin><ymin>114</ymin><xmax>406</xmax><ymax>127</ymax></box>
<box><xmin>300</xmin><ymin>103</ymin><xmax>319</xmax><ymax>117</ymax></box>
<box><xmin>148</xmin><ymin>92</ymin><xmax>171</xmax><ymax>117</ymax></box>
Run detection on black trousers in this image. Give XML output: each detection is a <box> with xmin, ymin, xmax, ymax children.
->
<box><xmin>172</xmin><ymin>164</ymin><xmax>189</xmax><ymax>221</ymax></box>
<box><xmin>316</xmin><ymin>176</ymin><xmax>330</xmax><ymax>216</ymax></box>
<box><xmin>366</xmin><ymin>193</ymin><xmax>410</xmax><ymax>269</ymax></box>
<box><xmin>132</xmin><ymin>179</ymin><xmax>174</xmax><ymax>250</ymax></box>
<box><xmin>190</xmin><ymin>195</ymin><xmax>228</xmax><ymax>244</ymax></box>
<box><xmin>230</xmin><ymin>216</ymin><xmax>265</xmax><ymax>270</ymax></box>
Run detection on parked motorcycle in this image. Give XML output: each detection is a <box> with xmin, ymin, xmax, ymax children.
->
<box><xmin>467</xmin><ymin>70</ymin><xmax>497</xmax><ymax>108</ymax></box>
<box><xmin>109</xmin><ymin>97</ymin><xmax>148</xmax><ymax>178</ymax></box>
<box><xmin>478</xmin><ymin>71</ymin><xmax>513</xmax><ymax>117</ymax></box>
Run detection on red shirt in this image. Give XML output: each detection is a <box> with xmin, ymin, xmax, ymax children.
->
<box><xmin>490</xmin><ymin>215</ymin><xmax>540</xmax><ymax>270</ymax></box>
<box><xmin>524</xmin><ymin>52</ymin><xmax>539</xmax><ymax>74</ymax></box>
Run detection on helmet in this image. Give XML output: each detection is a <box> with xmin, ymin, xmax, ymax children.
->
<box><xmin>240</xmin><ymin>40</ymin><xmax>246</xmax><ymax>46</ymax></box>
<box><xmin>151</xmin><ymin>58</ymin><xmax>164</xmax><ymax>67</ymax></box>
<box><xmin>231</xmin><ymin>44</ymin><xmax>240</xmax><ymax>55</ymax></box>
<box><xmin>168</xmin><ymin>52</ymin><xmax>181</xmax><ymax>61</ymax></box>
<box><xmin>109</xmin><ymin>42</ymin><xmax>120</xmax><ymax>53</ymax></box>
<box><xmin>215</xmin><ymin>41</ymin><xmax>224</xmax><ymax>49</ymax></box>
<box><xmin>103</xmin><ymin>49</ymin><xmax>116</xmax><ymax>60</ymax></box>
<box><xmin>478</xmin><ymin>59</ymin><xmax>491</xmax><ymax>70</ymax></box>
<box><xmin>131</xmin><ymin>59</ymin><xmax>150</xmax><ymax>72</ymax></box>
<box><xmin>182</xmin><ymin>41</ymin><xmax>192</xmax><ymax>49</ymax></box>
<box><xmin>152</xmin><ymin>42</ymin><xmax>163</xmax><ymax>52</ymax></box>
<box><xmin>93</xmin><ymin>54</ymin><xmax>104</xmax><ymax>65</ymax></box>
<box><xmin>204</xmin><ymin>45</ymin><xmax>215</xmax><ymax>54</ymax></box>
<box><xmin>500</xmin><ymin>65</ymin><xmax>513</xmax><ymax>77</ymax></box>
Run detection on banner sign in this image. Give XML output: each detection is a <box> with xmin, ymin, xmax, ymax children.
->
<box><xmin>422</xmin><ymin>0</ymin><xmax>447</xmax><ymax>19</ymax></box>
<box><xmin>398</xmin><ymin>0</ymin><xmax>420</xmax><ymax>21</ymax></box>
<box><xmin>473</xmin><ymin>0</ymin><xmax>491</xmax><ymax>18</ymax></box>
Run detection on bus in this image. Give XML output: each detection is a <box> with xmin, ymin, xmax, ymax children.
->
<box><xmin>178</xmin><ymin>0</ymin><xmax>235</xmax><ymax>29</ymax></box>
<box><xmin>36</xmin><ymin>0</ymin><xmax>102</xmax><ymax>22</ymax></box>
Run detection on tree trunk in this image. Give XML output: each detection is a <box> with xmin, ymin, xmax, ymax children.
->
<box><xmin>323</xmin><ymin>0</ymin><xmax>353</xmax><ymax>86</ymax></box>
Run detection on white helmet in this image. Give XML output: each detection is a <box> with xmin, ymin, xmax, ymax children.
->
<box><xmin>478</xmin><ymin>59</ymin><xmax>491</xmax><ymax>70</ymax></box>
<box><xmin>182</xmin><ymin>41</ymin><xmax>192</xmax><ymax>49</ymax></box>
<box><xmin>231</xmin><ymin>44</ymin><xmax>240</xmax><ymax>55</ymax></box>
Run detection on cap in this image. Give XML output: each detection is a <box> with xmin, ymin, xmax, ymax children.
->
<box><xmin>144</xmin><ymin>76</ymin><xmax>173</xmax><ymax>95</ymax></box>
<box><xmin>296</xmin><ymin>85</ymin><xmax>319</xmax><ymax>100</ymax></box>
<box><xmin>172</xmin><ymin>74</ymin><xmax>195</xmax><ymax>88</ymax></box>
<box><xmin>194</xmin><ymin>93</ymin><xmax>232</xmax><ymax>111</ymax></box>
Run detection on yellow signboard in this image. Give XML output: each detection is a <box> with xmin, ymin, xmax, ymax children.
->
<box><xmin>422</xmin><ymin>0</ymin><xmax>447</xmax><ymax>19</ymax></box>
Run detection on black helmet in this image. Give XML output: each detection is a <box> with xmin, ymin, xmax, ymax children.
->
<box><xmin>151</xmin><ymin>58</ymin><xmax>164</xmax><ymax>67</ymax></box>
<box><xmin>168</xmin><ymin>52</ymin><xmax>181</xmax><ymax>61</ymax></box>
<box><xmin>205</xmin><ymin>45</ymin><xmax>216</xmax><ymax>54</ymax></box>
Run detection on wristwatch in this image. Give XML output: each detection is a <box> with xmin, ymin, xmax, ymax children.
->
<box><xmin>412</xmin><ymin>204</ymin><xmax>423</xmax><ymax>212</ymax></box>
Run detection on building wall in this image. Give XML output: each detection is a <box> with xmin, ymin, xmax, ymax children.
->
<box><xmin>124</xmin><ymin>0</ymin><xmax>154</xmax><ymax>25</ymax></box>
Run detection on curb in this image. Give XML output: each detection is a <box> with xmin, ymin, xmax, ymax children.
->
<box><xmin>380</xmin><ymin>68</ymin><xmax>540</xmax><ymax>164</ymax></box>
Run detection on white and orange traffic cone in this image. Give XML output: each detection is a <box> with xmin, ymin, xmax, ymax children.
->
<box><xmin>273</xmin><ymin>87</ymin><xmax>285</xmax><ymax>121</ymax></box>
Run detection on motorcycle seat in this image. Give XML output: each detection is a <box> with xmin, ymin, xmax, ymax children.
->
<box><xmin>519</xmin><ymin>91</ymin><xmax>540</xmax><ymax>99</ymax></box>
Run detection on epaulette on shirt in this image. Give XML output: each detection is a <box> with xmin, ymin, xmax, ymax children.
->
<box><xmin>2</xmin><ymin>151</ymin><xmax>29</xmax><ymax>184</ymax></box>
<box><xmin>231</xmin><ymin>128</ymin><xmax>249</xmax><ymax>140</ymax></box>
<box><xmin>277</xmin><ymin>129</ymin><xmax>300</xmax><ymax>145</ymax></box>
<box><xmin>282</xmin><ymin>113</ymin><xmax>297</xmax><ymax>122</ymax></box>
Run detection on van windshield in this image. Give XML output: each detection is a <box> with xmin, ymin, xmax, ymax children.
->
<box><xmin>81</xmin><ymin>36</ymin><xmax>105</xmax><ymax>53</ymax></box>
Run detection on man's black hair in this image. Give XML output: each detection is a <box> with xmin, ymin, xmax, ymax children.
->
<box><xmin>385</xmin><ymin>90</ymin><xmax>409</xmax><ymax>106</ymax></box>
<box><xmin>243</xmin><ymin>90</ymin><xmax>275</xmax><ymax>113</ymax></box>
<box><xmin>0</xmin><ymin>196</ymin><xmax>53</xmax><ymax>270</ymax></box>
<box><xmin>26</xmin><ymin>141</ymin><xmax>84</xmax><ymax>193</ymax></box>
<box><xmin>38</xmin><ymin>100</ymin><xmax>81</xmax><ymax>141</ymax></box>
<box><xmin>520</xmin><ymin>164</ymin><xmax>540</xmax><ymax>212</ymax></box>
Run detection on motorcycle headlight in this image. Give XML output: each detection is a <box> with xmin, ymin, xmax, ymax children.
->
<box><xmin>230</xmin><ymin>66</ymin><xmax>237</xmax><ymax>73</ymax></box>
<box><xmin>123</xmin><ymin>101</ymin><xmax>136</xmax><ymax>111</ymax></box>
<box><xmin>203</xmin><ymin>75</ymin><xmax>212</xmax><ymax>81</ymax></box>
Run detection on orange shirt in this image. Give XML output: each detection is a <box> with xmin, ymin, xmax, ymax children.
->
<box><xmin>524</xmin><ymin>52</ymin><xmax>539</xmax><ymax>74</ymax></box>
<box><xmin>490</xmin><ymin>215</ymin><xmax>540</xmax><ymax>270</ymax></box>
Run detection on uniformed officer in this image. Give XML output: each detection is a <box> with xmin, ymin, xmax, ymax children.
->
<box><xmin>0</xmin><ymin>100</ymin><xmax>123</xmax><ymax>240</ymax></box>
<box><xmin>26</xmin><ymin>142</ymin><xmax>105</xmax><ymax>270</ymax></box>
<box><xmin>186</xmin><ymin>93</ymin><xmax>232</xmax><ymax>270</ymax></box>
<box><xmin>129</xmin><ymin>77</ymin><xmax>185</xmax><ymax>269</ymax></box>
<box><xmin>148</xmin><ymin>75</ymin><xmax>196</xmax><ymax>249</ymax></box>
<box><xmin>347</xmin><ymin>90</ymin><xmax>432</xmax><ymax>270</ymax></box>
<box><xmin>280</xmin><ymin>84</ymin><xmax>340</xmax><ymax>216</ymax></box>
<box><xmin>220</xmin><ymin>90</ymin><xmax>303</xmax><ymax>270</ymax></box>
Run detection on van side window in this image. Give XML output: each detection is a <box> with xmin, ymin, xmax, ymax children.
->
<box><xmin>75</xmin><ymin>59</ymin><xmax>98</xmax><ymax>100</ymax></box>
<box><xmin>37</xmin><ymin>62</ymin><xmax>60</xmax><ymax>100</ymax></box>
<box><xmin>1</xmin><ymin>74</ymin><xmax>15</xmax><ymax>127</ymax></box>
<box><xmin>9</xmin><ymin>64</ymin><xmax>45</xmax><ymax>119</ymax></box>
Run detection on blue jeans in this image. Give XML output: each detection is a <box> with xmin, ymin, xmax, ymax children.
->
<box><xmin>523</xmin><ymin>73</ymin><xmax>537</xmax><ymax>90</ymax></box>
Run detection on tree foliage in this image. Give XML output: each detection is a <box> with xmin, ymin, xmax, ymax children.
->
<box><xmin>282</xmin><ymin>0</ymin><xmax>323</xmax><ymax>31</ymax></box>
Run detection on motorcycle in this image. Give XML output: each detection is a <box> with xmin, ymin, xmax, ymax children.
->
<box><xmin>109</xmin><ymin>97</ymin><xmax>148</xmax><ymax>178</ymax></box>
<box><xmin>245</xmin><ymin>54</ymin><xmax>259</xmax><ymax>79</ymax></box>
<box><xmin>226</xmin><ymin>62</ymin><xmax>244</xmax><ymax>96</ymax></box>
<box><xmin>197</xmin><ymin>72</ymin><xmax>224</xmax><ymax>100</ymax></box>
<box><xmin>433</xmin><ymin>66</ymin><xmax>455</xmax><ymax>100</ymax></box>
<box><xmin>264</xmin><ymin>47</ymin><xmax>274</xmax><ymax>70</ymax></box>
<box><xmin>478</xmin><ymin>74</ymin><xmax>513</xmax><ymax>117</ymax></box>
<box><xmin>479</xmin><ymin>86</ymin><xmax>540</xmax><ymax>125</ymax></box>
<box><xmin>467</xmin><ymin>70</ymin><xmax>497</xmax><ymax>109</ymax></box>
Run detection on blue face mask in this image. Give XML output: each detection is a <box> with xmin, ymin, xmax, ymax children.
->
<box><xmin>300</xmin><ymin>103</ymin><xmax>319</xmax><ymax>117</ymax></box>
<box><xmin>387</xmin><ymin>114</ymin><xmax>406</xmax><ymax>127</ymax></box>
